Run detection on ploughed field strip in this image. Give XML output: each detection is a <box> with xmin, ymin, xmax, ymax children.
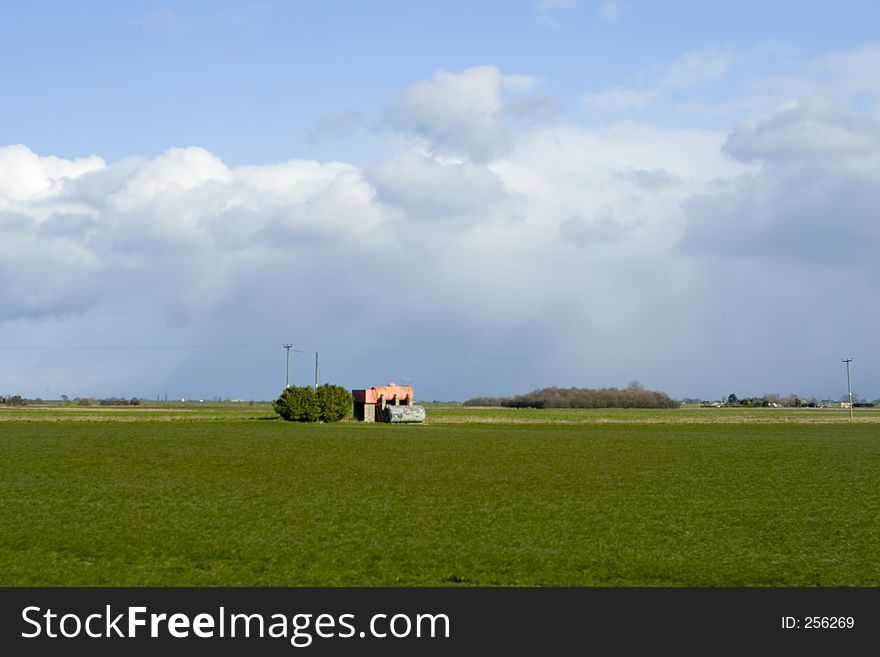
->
<box><xmin>1</xmin><ymin>409</ymin><xmax>878</xmax><ymax>586</ymax></box>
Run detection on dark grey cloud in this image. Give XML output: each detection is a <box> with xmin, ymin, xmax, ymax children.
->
<box><xmin>0</xmin><ymin>233</ymin><xmax>103</xmax><ymax>322</ymax></box>
<box><xmin>724</xmin><ymin>98</ymin><xmax>880</xmax><ymax>163</ymax></box>
<box><xmin>679</xmin><ymin>99</ymin><xmax>880</xmax><ymax>265</ymax></box>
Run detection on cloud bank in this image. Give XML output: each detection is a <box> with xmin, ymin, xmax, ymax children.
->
<box><xmin>2</xmin><ymin>61</ymin><xmax>879</xmax><ymax>401</ymax></box>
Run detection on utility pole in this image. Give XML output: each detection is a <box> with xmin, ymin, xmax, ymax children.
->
<box><xmin>842</xmin><ymin>358</ymin><xmax>854</xmax><ymax>422</ymax></box>
<box><xmin>314</xmin><ymin>351</ymin><xmax>319</xmax><ymax>391</ymax></box>
<box><xmin>283</xmin><ymin>344</ymin><xmax>293</xmax><ymax>388</ymax></box>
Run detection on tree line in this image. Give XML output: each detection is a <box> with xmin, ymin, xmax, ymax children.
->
<box><xmin>464</xmin><ymin>386</ymin><xmax>679</xmax><ymax>409</ymax></box>
<box><xmin>0</xmin><ymin>395</ymin><xmax>141</xmax><ymax>406</ymax></box>
<box><xmin>724</xmin><ymin>393</ymin><xmax>876</xmax><ymax>408</ymax></box>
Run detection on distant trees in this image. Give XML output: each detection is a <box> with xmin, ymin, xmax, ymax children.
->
<box><xmin>464</xmin><ymin>386</ymin><xmax>679</xmax><ymax>409</ymax></box>
<box><xmin>98</xmin><ymin>397</ymin><xmax>142</xmax><ymax>406</ymax></box>
<box><xmin>274</xmin><ymin>384</ymin><xmax>353</xmax><ymax>422</ymax></box>
<box><xmin>0</xmin><ymin>395</ymin><xmax>141</xmax><ymax>406</ymax></box>
<box><xmin>724</xmin><ymin>394</ymin><xmax>811</xmax><ymax>408</ymax></box>
<box><xmin>714</xmin><ymin>393</ymin><xmax>880</xmax><ymax>408</ymax></box>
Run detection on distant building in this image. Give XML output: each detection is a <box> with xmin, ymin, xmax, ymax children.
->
<box><xmin>352</xmin><ymin>382</ymin><xmax>425</xmax><ymax>423</ymax></box>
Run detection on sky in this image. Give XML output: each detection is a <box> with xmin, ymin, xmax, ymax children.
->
<box><xmin>1</xmin><ymin>0</ymin><xmax>879</xmax><ymax>402</ymax></box>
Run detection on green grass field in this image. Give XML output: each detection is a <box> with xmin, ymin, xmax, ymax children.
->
<box><xmin>1</xmin><ymin>405</ymin><xmax>878</xmax><ymax>586</ymax></box>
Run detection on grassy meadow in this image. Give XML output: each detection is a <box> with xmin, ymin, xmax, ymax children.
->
<box><xmin>1</xmin><ymin>404</ymin><xmax>879</xmax><ymax>586</ymax></box>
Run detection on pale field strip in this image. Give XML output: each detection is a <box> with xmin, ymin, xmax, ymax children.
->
<box><xmin>0</xmin><ymin>405</ymin><xmax>272</xmax><ymax>422</ymax></box>
<box><xmin>428</xmin><ymin>414</ymin><xmax>880</xmax><ymax>425</ymax></box>
<box><xmin>0</xmin><ymin>415</ymin><xmax>250</xmax><ymax>422</ymax></box>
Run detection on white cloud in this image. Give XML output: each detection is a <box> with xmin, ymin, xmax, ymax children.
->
<box><xmin>366</xmin><ymin>151</ymin><xmax>507</xmax><ymax>220</ymax></box>
<box><xmin>383</xmin><ymin>66</ymin><xmax>554</xmax><ymax>158</ymax></box>
<box><xmin>613</xmin><ymin>168</ymin><xmax>682</xmax><ymax>190</ymax></box>
<box><xmin>0</xmin><ymin>146</ymin><xmax>387</xmax><ymax>326</ymax></box>
<box><xmin>105</xmin><ymin>147</ymin><xmax>232</xmax><ymax>214</ymax></box>
<box><xmin>384</xmin><ymin>66</ymin><xmax>511</xmax><ymax>161</ymax></box>
<box><xmin>560</xmin><ymin>211</ymin><xmax>633</xmax><ymax>246</ymax></box>
<box><xmin>0</xmin><ymin>144</ymin><xmax>104</xmax><ymax>205</ymax></box>
<box><xmin>233</xmin><ymin>159</ymin><xmax>360</xmax><ymax>205</ymax></box>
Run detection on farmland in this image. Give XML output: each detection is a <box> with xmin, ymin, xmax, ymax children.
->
<box><xmin>1</xmin><ymin>404</ymin><xmax>879</xmax><ymax>586</ymax></box>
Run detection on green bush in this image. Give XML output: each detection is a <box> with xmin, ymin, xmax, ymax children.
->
<box><xmin>273</xmin><ymin>386</ymin><xmax>319</xmax><ymax>422</ymax></box>
<box><xmin>316</xmin><ymin>384</ymin><xmax>353</xmax><ymax>422</ymax></box>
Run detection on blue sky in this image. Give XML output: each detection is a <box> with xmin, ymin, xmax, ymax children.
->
<box><xmin>1</xmin><ymin>1</ymin><xmax>879</xmax><ymax>401</ymax></box>
<box><xmin>6</xmin><ymin>1</ymin><xmax>879</xmax><ymax>163</ymax></box>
